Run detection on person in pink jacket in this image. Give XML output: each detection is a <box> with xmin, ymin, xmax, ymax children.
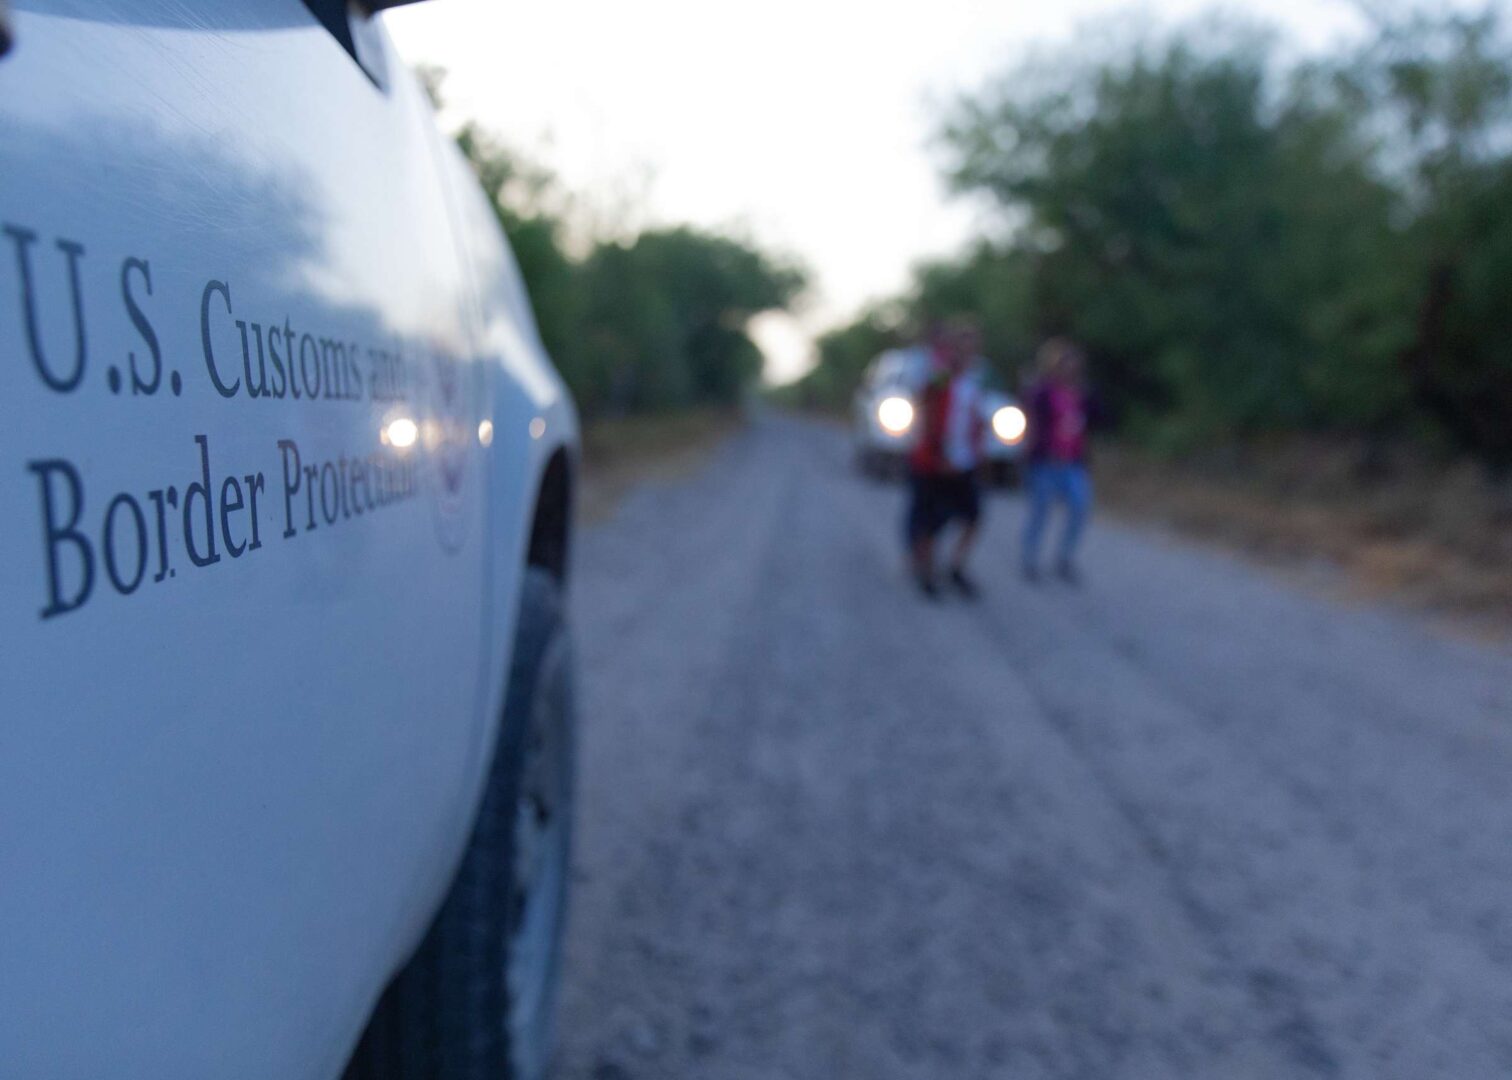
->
<box><xmin>1022</xmin><ymin>338</ymin><xmax>1096</xmax><ymax>584</ymax></box>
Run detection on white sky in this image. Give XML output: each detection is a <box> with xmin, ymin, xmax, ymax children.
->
<box><xmin>384</xmin><ymin>0</ymin><xmax>1369</xmax><ymax>381</ymax></box>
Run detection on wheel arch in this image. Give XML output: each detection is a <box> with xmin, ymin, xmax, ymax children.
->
<box><xmin>525</xmin><ymin>445</ymin><xmax>574</xmax><ymax>586</ymax></box>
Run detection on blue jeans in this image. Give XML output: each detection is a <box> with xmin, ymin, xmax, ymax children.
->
<box><xmin>1023</xmin><ymin>462</ymin><xmax>1091</xmax><ymax>570</ymax></box>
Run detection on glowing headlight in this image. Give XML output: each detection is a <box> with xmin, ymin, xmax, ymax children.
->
<box><xmin>992</xmin><ymin>405</ymin><xmax>1027</xmax><ymax>444</ymax></box>
<box><xmin>383</xmin><ymin>416</ymin><xmax>419</xmax><ymax>449</ymax></box>
<box><xmin>877</xmin><ymin>396</ymin><xmax>914</xmax><ymax>435</ymax></box>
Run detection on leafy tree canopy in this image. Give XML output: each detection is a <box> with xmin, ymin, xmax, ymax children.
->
<box><xmin>794</xmin><ymin>6</ymin><xmax>1512</xmax><ymax>463</ymax></box>
<box><xmin>446</xmin><ymin>88</ymin><xmax>807</xmax><ymax>417</ymax></box>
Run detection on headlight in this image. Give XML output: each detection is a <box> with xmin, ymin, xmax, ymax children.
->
<box><xmin>992</xmin><ymin>405</ymin><xmax>1027</xmax><ymax>444</ymax></box>
<box><xmin>877</xmin><ymin>396</ymin><xmax>914</xmax><ymax>436</ymax></box>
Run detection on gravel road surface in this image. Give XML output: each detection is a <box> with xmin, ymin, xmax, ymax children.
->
<box><xmin>555</xmin><ymin>414</ymin><xmax>1512</xmax><ymax>1080</ymax></box>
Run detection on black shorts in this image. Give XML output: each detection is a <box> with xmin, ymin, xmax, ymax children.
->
<box><xmin>907</xmin><ymin>470</ymin><xmax>981</xmax><ymax>542</ymax></box>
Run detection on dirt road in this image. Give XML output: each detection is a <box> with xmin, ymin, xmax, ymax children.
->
<box><xmin>555</xmin><ymin>414</ymin><xmax>1512</xmax><ymax>1080</ymax></box>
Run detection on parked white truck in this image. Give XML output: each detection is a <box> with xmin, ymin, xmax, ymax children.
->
<box><xmin>0</xmin><ymin>3</ymin><xmax>577</xmax><ymax>1078</ymax></box>
<box><xmin>853</xmin><ymin>347</ymin><xmax>1028</xmax><ymax>485</ymax></box>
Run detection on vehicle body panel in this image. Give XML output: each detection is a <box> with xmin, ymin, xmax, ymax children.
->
<box><xmin>0</xmin><ymin>3</ymin><xmax>574</xmax><ymax>1077</ymax></box>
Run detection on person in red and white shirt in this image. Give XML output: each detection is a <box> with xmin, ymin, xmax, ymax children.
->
<box><xmin>905</xmin><ymin>319</ymin><xmax>989</xmax><ymax>599</ymax></box>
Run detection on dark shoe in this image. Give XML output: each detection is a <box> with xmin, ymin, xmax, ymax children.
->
<box><xmin>916</xmin><ymin>572</ymin><xmax>940</xmax><ymax>600</ymax></box>
<box><xmin>1021</xmin><ymin>564</ymin><xmax>1041</xmax><ymax>584</ymax></box>
<box><xmin>949</xmin><ymin>567</ymin><xmax>979</xmax><ymax>599</ymax></box>
<box><xmin>1055</xmin><ymin>560</ymin><xmax>1081</xmax><ymax>585</ymax></box>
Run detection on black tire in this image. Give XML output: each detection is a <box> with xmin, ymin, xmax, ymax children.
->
<box><xmin>346</xmin><ymin>568</ymin><xmax>575</xmax><ymax>1080</ymax></box>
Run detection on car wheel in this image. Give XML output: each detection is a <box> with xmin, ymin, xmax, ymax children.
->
<box><xmin>346</xmin><ymin>567</ymin><xmax>575</xmax><ymax>1080</ymax></box>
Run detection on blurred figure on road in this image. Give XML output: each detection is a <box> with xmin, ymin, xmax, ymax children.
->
<box><xmin>1022</xmin><ymin>338</ymin><xmax>1094</xmax><ymax>584</ymax></box>
<box><xmin>906</xmin><ymin>319</ymin><xmax>989</xmax><ymax>599</ymax></box>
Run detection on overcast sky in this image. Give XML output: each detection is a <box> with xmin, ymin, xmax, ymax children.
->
<box><xmin>385</xmin><ymin>0</ymin><xmax>1371</xmax><ymax>380</ymax></box>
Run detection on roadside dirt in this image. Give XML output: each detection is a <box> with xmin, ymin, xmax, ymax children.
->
<box><xmin>1096</xmin><ymin>439</ymin><xmax>1512</xmax><ymax>638</ymax></box>
<box><xmin>578</xmin><ymin>409</ymin><xmax>743</xmax><ymax>525</ymax></box>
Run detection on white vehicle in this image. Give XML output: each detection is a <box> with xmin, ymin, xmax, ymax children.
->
<box><xmin>853</xmin><ymin>347</ymin><xmax>1027</xmax><ymax>485</ymax></box>
<box><xmin>1</xmin><ymin>4</ymin><xmax>578</xmax><ymax>1079</ymax></box>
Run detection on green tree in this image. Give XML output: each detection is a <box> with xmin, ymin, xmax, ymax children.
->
<box><xmin>930</xmin><ymin>7</ymin><xmax>1512</xmax><ymax>459</ymax></box>
<box><xmin>774</xmin><ymin>301</ymin><xmax>908</xmax><ymax>412</ymax></box>
<box><xmin>578</xmin><ymin>227</ymin><xmax>805</xmax><ymax>412</ymax></box>
<box><xmin>453</xmin><ymin>115</ymin><xmax>805</xmax><ymax>416</ymax></box>
<box><xmin>911</xmin><ymin>244</ymin><xmax>1038</xmax><ymax>386</ymax></box>
<box><xmin>942</xmin><ymin>29</ymin><xmax>1417</xmax><ymax>441</ymax></box>
<box><xmin>1352</xmin><ymin>10</ymin><xmax>1512</xmax><ymax>460</ymax></box>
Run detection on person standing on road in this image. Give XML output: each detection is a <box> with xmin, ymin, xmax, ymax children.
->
<box><xmin>1022</xmin><ymin>338</ymin><xmax>1095</xmax><ymax>584</ymax></box>
<box><xmin>906</xmin><ymin>320</ymin><xmax>989</xmax><ymax>600</ymax></box>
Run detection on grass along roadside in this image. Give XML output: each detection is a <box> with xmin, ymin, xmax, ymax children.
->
<box><xmin>1096</xmin><ymin>439</ymin><xmax>1512</xmax><ymax>638</ymax></box>
<box><xmin>578</xmin><ymin>408</ymin><xmax>743</xmax><ymax>524</ymax></box>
